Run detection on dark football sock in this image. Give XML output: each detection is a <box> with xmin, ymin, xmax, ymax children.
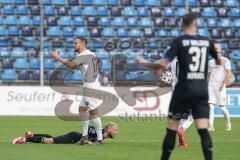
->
<box><xmin>160</xmin><ymin>128</ymin><xmax>176</xmax><ymax>160</ymax></box>
<box><xmin>198</xmin><ymin>129</ymin><xmax>213</xmax><ymax>160</ymax></box>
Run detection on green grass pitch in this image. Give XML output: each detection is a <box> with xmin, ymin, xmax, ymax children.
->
<box><xmin>0</xmin><ymin>116</ymin><xmax>239</xmax><ymax>160</ymax></box>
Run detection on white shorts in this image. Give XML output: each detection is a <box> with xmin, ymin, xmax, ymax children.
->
<box><xmin>79</xmin><ymin>87</ymin><xmax>102</xmax><ymax>110</ymax></box>
<box><xmin>208</xmin><ymin>87</ymin><xmax>226</xmax><ymax>106</ymax></box>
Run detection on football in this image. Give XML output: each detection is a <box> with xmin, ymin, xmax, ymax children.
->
<box><xmin>156</xmin><ymin>71</ymin><xmax>173</xmax><ymax>87</ymax></box>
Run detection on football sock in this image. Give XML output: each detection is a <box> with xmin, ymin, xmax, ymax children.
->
<box><xmin>81</xmin><ymin>120</ymin><xmax>89</xmax><ymax>136</ymax></box>
<box><xmin>160</xmin><ymin>128</ymin><xmax>176</xmax><ymax>160</ymax></box>
<box><xmin>198</xmin><ymin>129</ymin><xmax>213</xmax><ymax>160</ymax></box>
<box><xmin>93</xmin><ymin>117</ymin><xmax>103</xmax><ymax>140</ymax></box>
<box><xmin>209</xmin><ymin>104</ymin><xmax>215</xmax><ymax>127</ymax></box>
<box><xmin>220</xmin><ymin>107</ymin><xmax>231</xmax><ymax>123</ymax></box>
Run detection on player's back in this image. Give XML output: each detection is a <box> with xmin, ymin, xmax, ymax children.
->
<box><xmin>168</xmin><ymin>34</ymin><xmax>217</xmax><ymax>97</ymax></box>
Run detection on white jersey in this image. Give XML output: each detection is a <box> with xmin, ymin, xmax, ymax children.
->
<box><xmin>208</xmin><ymin>56</ymin><xmax>231</xmax><ymax>89</ymax></box>
<box><xmin>74</xmin><ymin>49</ymin><xmax>101</xmax><ymax>88</ymax></box>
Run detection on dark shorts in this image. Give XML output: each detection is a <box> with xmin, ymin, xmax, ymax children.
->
<box><xmin>168</xmin><ymin>95</ymin><xmax>209</xmax><ymax>120</ymax></box>
<box><xmin>53</xmin><ymin>131</ymin><xmax>82</xmax><ymax>144</ymax></box>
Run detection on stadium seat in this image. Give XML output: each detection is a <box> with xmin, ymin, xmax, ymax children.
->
<box><xmin>18</xmin><ymin>16</ymin><xmax>31</xmax><ymax>26</ymax></box>
<box><xmin>229</xmin><ymin>42</ymin><xmax>239</xmax><ymax>50</ymax></box>
<box><xmin>32</xmin><ymin>70</ymin><xmax>40</xmax><ymax>80</ymax></box>
<box><xmin>122</xmin><ymin>7</ymin><xmax>135</xmax><ymax>17</ymax></box>
<box><xmin>232</xmin><ymin>19</ymin><xmax>240</xmax><ymax>27</ymax></box>
<box><xmin>225</xmin><ymin>0</ymin><xmax>239</xmax><ymax>7</ymax></box>
<box><xmin>176</xmin><ymin>8</ymin><xmax>186</xmax><ymax>17</ymax></box>
<box><xmin>83</xmin><ymin>7</ymin><xmax>96</xmax><ymax>16</ymax></box>
<box><xmin>161</xmin><ymin>0</ymin><xmax>171</xmax><ymax>6</ymax></box>
<box><xmin>150</xmin><ymin>7</ymin><xmax>161</xmax><ymax>17</ymax></box>
<box><xmin>134</xmin><ymin>0</ymin><xmax>144</xmax><ymax>6</ymax></box>
<box><xmin>140</xmin><ymin>18</ymin><xmax>152</xmax><ymax>27</ymax></box>
<box><xmin>28</xmin><ymin>0</ymin><xmax>39</xmax><ymax>5</ymax></box>
<box><xmin>31</xmin><ymin>6</ymin><xmax>40</xmax><ymax>15</ymax></box>
<box><xmin>32</xmin><ymin>17</ymin><xmax>40</xmax><ymax>26</ymax></box>
<box><xmin>121</xmin><ymin>0</ymin><xmax>131</xmax><ymax>5</ymax></box>
<box><xmin>211</xmin><ymin>29</ymin><xmax>222</xmax><ymax>39</ymax></box>
<box><xmin>102</xmin><ymin>60</ymin><xmax>111</xmax><ymax>70</ymax></box>
<box><xmin>154</xmin><ymin>18</ymin><xmax>164</xmax><ymax>27</ymax></box>
<box><xmin>15</xmin><ymin>0</ymin><xmax>26</xmax><ymax>4</ymax></box>
<box><xmin>155</xmin><ymin>29</ymin><xmax>168</xmax><ymax>37</ymax></box>
<box><xmin>218</xmin><ymin>19</ymin><xmax>231</xmax><ymax>28</ymax></box>
<box><xmin>59</xmin><ymin>16</ymin><xmax>72</xmax><ymax>26</ymax></box>
<box><xmin>47</xmin><ymin>17</ymin><xmax>57</xmax><ymax>26</ymax></box>
<box><xmin>22</xmin><ymin>27</ymin><xmax>33</xmax><ymax>36</ymax></box>
<box><xmin>44</xmin><ymin>59</ymin><xmax>55</xmax><ymax>69</ymax></box>
<box><xmin>188</xmin><ymin>0</ymin><xmax>198</xmax><ymax>6</ymax></box>
<box><xmin>170</xmin><ymin>29</ymin><xmax>181</xmax><ymax>37</ymax></box>
<box><xmin>0</xmin><ymin>26</ymin><xmax>7</xmax><ymax>36</ymax></box>
<box><xmin>75</xmin><ymin>27</ymin><xmax>89</xmax><ymax>37</ymax></box>
<box><xmin>87</xmin><ymin>17</ymin><xmax>98</xmax><ymax>26</ymax></box>
<box><xmin>190</xmin><ymin>8</ymin><xmax>201</xmax><ymax>16</ymax></box>
<box><xmin>19</xmin><ymin>70</ymin><xmax>30</xmax><ymax>80</ymax></box>
<box><xmin>93</xmin><ymin>39</ymin><xmax>104</xmax><ymax>49</ymax></box>
<box><xmin>144</xmin><ymin>28</ymin><xmax>154</xmax><ymax>37</ymax></box>
<box><xmin>5</xmin><ymin>16</ymin><xmax>17</xmax><ymax>25</ymax></box>
<box><xmin>70</xmin><ymin>6</ymin><xmax>82</xmax><ymax>16</ymax></box>
<box><xmin>98</xmin><ymin>17</ymin><xmax>111</xmax><ymax>26</ymax></box>
<box><xmin>2</xmin><ymin>69</ymin><xmax>17</xmax><ymax>80</ymax></box>
<box><xmin>47</xmin><ymin>27</ymin><xmax>61</xmax><ymax>36</ymax></box>
<box><xmin>107</xmin><ymin>0</ymin><xmax>118</xmax><ymax>5</ymax></box>
<box><xmin>111</xmin><ymin>7</ymin><xmax>121</xmax><ymax>16</ymax></box>
<box><xmin>72</xmin><ymin>70</ymin><xmax>82</xmax><ymax>80</ymax></box>
<box><xmin>30</xmin><ymin>58</ymin><xmax>40</xmax><ymax>69</ymax></box>
<box><xmin>174</xmin><ymin>0</ymin><xmax>185</xmax><ymax>6</ymax></box>
<box><xmin>58</xmin><ymin>7</ymin><xmax>68</xmax><ymax>15</ymax></box>
<box><xmin>224</xmin><ymin>29</ymin><xmax>236</xmax><ymax>38</ymax></box>
<box><xmin>81</xmin><ymin>0</ymin><xmax>92</xmax><ymax>5</ymax></box>
<box><xmin>2</xmin><ymin>59</ymin><xmax>13</xmax><ymax>69</ymax></box>
<box><xmin>96</xmin><ymin>50</ymin><xmax>110</xmax><ymax>59</ymax></box>
<box><xmin>15</xmin><ymin>58</ymin><xmax>29</xmax><ymax>69</ymax></box>
<box><xmin>163</xmin><ymin>8</ymin><xmax>175</xmax><ymax>17</ymax></box>
<box><xmin>202</xmin><ymin>8</ymin><xmax>217</xmax><ymax>17</ymax></box>
<box><xmin>68</xmin><ymin>0</ymin><xmax>79</xmax><ymax>5</ymax></box>
<box><xmin>113</xmin><ymin>17</ymin><xmax>126</xmax><ymax>26</ymax></box>
<box><xmin>147</xmin><ymin>41</ymin><xmax>158</xmax><ymax>49</ymax></box>
<box><xmin>73</xmin><ymin>17</ymin><xmax>85</xmax><ymax>26</ymax></box>
<box><xmin>8</xmin><ymin>27</ymin><xmax>20</xmax><ymax>36</ymax></box>
<box><xmin>146</xmin><ymin>0</ymin><xmax>160</xmax><ymax>6</ymax></box>
<box><xmin>237</xmin><ymin>30</ymin><xmax>240</xmax><ymax>38</ymax></box>
<box><xmin>63</xmin><ymin>27</ymin><xmax>73</xmax><ymax>37</ymax></box>
<box><xmin>198</xmin><ymin>28</ymin><xmax>210</xmax><ymax>37</ymax></box>
<box><xmin>217</xmin><ymin>8</ymin><xmax>228</xmax><ymax>17</ymax></box>
<box><xmin>3</xmin><ymin>5</ymin><xmax>15</xmax><ymax>15</ymax></box>
<box><xmin>23</xmin><ymin>37</ymin><xmax>38</xmax><ymax>48</ymax></box>
<box><xmin>127</xmin><ymin>18</ymin><xmax>138</xmax><ymax>27</ymax></box>
<box><xmin>43</xmin><ymin>0</ymin><xmax>52</xmax><ymax>5</ymax></box>
<box><xmin>93</xmin><ymin>0</ymin><xmax>105</xmax><ymax>5</ymax></box>
<box><xmin>230</xmin><ymin>8</ymin><xmax>240</xmax><ymax>17</ymax></box>
<box><xmin>53</xmin><ymin>0</ymin><xmax>66</xmax><ymax>5</ymax></box>
<box><xmin>12</xmin><ymin>48</ymin><xmax>25</xmax><ymax>58</ymax></box>
<box><xmin>97</xmin><ymin>7</ymin><xmax>109</xmax><ymax>16</ymax></box>
<box><xmin>200</xmin><ymin>0</ymin><xmax>210</xmax><ymax>6</ymax></box>
<box><xmin>129</xmin><ymin>29</ymin><xmax>142</xmax><ymax>37</ymax></box>
<box><xmin>137</xmin><ymin>7</ymin><xmax>149</xmax><ymax>17</ymax></box>
<box><xmin>207</xmin><ymin>19</ymin><xmax>218</xmax><ymax>28</ymax></box>
<box><xmin>16</xmin><ymin>5</ymin><xmax>28</xmax><ymax>15</ymax></box>
<box><xmin>90</xmin><ymin>28</ymin><xmax>101</xmax><ymax>37</ymax></box>
<box><xmin>0</xmin><ymin>17</ymin><xmax>3</xmax><ymax>25</ymax></box>
<box><xmin>197</xmin><ymin>18</ymin><xmax>206</xmax><ymax>27</ymax></box>
<box><xmin>44</xmin><ymin>6</ymin><xmax>55</xmax><ymax>16</ymax></box>
<box><xmin>102</xmin><ymin>28</ymin><xmax>116</xmax><ymax>37</ymax></box>
<box><xmin>0</xmin><ymin>38</ymin><xmax>8</xmax><ymax>47</ymax></box>
<box><xmin>117</xmin><ymin>28</ymin><xmax>128</xmax><ymax>37</ymax></box>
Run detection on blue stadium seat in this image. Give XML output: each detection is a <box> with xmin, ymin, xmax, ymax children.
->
<box><xmin>121</xmin><ymin>0</ymin><xmax>131</xmax><ymax>5</ymax></box>
<box><xmin>127</xmin><ymin>18</ymin><xmax>138</xmax><ymax>27</ymax></box>
<box><xmin>30</xmin><ymin>58</ymin><xmax>40</xmax><ymax>69</ymax></box>
<box><xmin>68</xmin><ymin>0</ymin><xmax>79</xmax><ymax>5</ymax></box>
<box><xmin>113</xmin><ymin>17</ymin><xmax>126</xmax><ymax>26</ymax></box>
<box><xmin>90</xmin><ymin>28</ymin><xmax>101</xmax><ymax>37</ymax></box>
<box><xmin>5</xmin><ymin>16</ymin><xmax>17</xmax><ymax>25</ymax></box>
<box><xmin>87</xmin><ymin>17</ymin><xmax>98</xmax><ymax>26</ymax></box>
<box><xmin>23</xmin><ymin>37</ymin><xmax>38</xmax><ymax>48</ymax></box>
<box><xmin>163</xmin><ymin>8</ymin><xmax>175</xmax><ymax>16</ymax></box>
<box><xmin>207</xmin><ymin>19</ymin><xmax>218</xmax><ymax>28</ymax></box>
<box><xmin>43</xmin><ymin>0</ymin><xmax>52</xmax><ymax>5</ymax></box>
<box><xmin>93</xmin><ymin>39</ymin><xmax>104</xmax><ymax>49</ymax></box>
<box><xmin>19</xmin><ymin>70</ymin><xmax>29</xmax><ymax>80</ymax></box>
<box><xmin>0</xmin><ymin>48</ymin><xmax>10</xmax><ymax>58</ymax></box>
<box><xmin>83</xmin><ymin>6</ymin><xmax>96</xmax><ymax>16</ymax></box>
<box><xmin>170</xmin><ymin>29</ymin><xmax>181</xmax><ymax>37</ymax></box>
<box><xmin>44</xmin><ymin>6</ymin><xmax>55</xmax><ymax>16</ymax></box>
<box><xmin>12</xmin><ymin>48</ymin><xmax>25</xmax><ymax>58</ymax></box>
<box><xmin>144</xmin><ymin>28</ymin><xmax>154</xmax><ymax>37</ymax></box>
<box><xmin>117</xmin><ymin>28</ymin><xmax>128</xmax><ymax>37</ymax></box>
<box><xmin>0</xmin><ymin>17</ymin><xmax>3</xmax><ymax>25</ymax></box>
<box><xmin>129</xmin><ymin>29</ymin><xmax>142</xmax><ymax>37</ymax></box>
<box><xmin>176</xmin><ymin>8</ymin><xmax>186</xmax><ymax>16</ymax></box>
<box><xmin>15</xmin><ymin>0</ymin><xmax>26</xmax><ymax>4</ymax></box>
<box><xmin>190</xmin><ymin>8</ymin><xmax>201</xmax><ymax>16</ymax></box>
<box><xmin>218</xmin><ymin>19</ymin><xmax>231</xmax><ymax>28</ymax></box>
<box><xmin>16</xmin><ymin>5</ymin><xmax>28</xmax><ymax>15</ymax></box>
<box><xmin>217</xmin><ymin>8</ymin><xmax>228</xmax><ymax>17</ymax></box>
<box><xmin>231</xmin><ymin>50</ymin><xmax>240</xmax><ymax>60</ymax></box>
<box><xmin>18</xmin><ymin>16</ymin><xmax>31</xmax><ymax>25</ymax></box>
<box><xmin>31</xmin><ymin>6</ymin><xmax>40</xmax><ymax>15</ymax></box>
<box><xmin>150</xmin><ymin>7</ymin><xmax>161</xmax><ymax>17</ymax></box>
<box><xmin>122</xmin><ymin>7</ymin><xmax>135</xmax><ymax>17</ymax></box>
<box><xmin>2</xmin><ymin>69</ymin><xmax>17</xmax><ymax>80</ymax></box>
<box><xmin>212</xmin><ymin>0</ymin><xmax>223</xmax><ymax>7</ymax></box>
<box><xmin>140</xmin><ymin>18</ymin><xmax>152</xmax><ymax>27</ymax></box>
<box><xmin>154</xmin><ymin>18</ymin><xmax>164</xmax><ymax>27</ymax></box>
<box><xmin>107</xmin><ymin>0</ymin><xmax>118</xmax><ymax>5</ymax></box>
<box><xmin>22</xmin><ymin>26</ymin><xmax>33</xmax><ymax>36</ymax></box>
<box><xmin>197</xmin><ymin>18</ymin><xmax>206</xmax><ymax>27</ymax></box>
<box><xmin>111</xmin><ymin>7</ymin><xmax>121</xmax><ymax>16</ymax></box>
<box><xmin>81</xmin><ymin>0</ymin><xmax>92</xmax><ymax>5</ymax></box>
<box><xmin>146</xmin><ymin>0</ymin><xmax>160</xmax><ymax>6</ymax></box>
<box><xmin>0</xmin><ymin>38</ymin><xmax>8</xmax><ymax>47</ymax></box>
<box><xmin>44</xmin><ymin>59</ymin><xmax>55</xmax><ymax>69</ymax></box>
<box><xmin>70</xmin><ymin>6</ymin><xmax>82</xmax><ymax>16</ymax></box>
<box><xmin>75</xmin><ymin>27</ymin><xmax>88</xmax><ymax>37</ymax></box>
<box><xmin>53</xmin><ymin>0</ymin><xmax>66</xmax><ymax>5</ymax></box>
<box><xmin>137</xmin><ymin>7</ymin><xmax>149</xmax><ymax>17</ymax></box>
<box><xmin>32</xmin><ymin>16</ymin><xmax>40</xmax><ymax>26</ymax></box>
<box><xmin>93</xmin><ymin>0</ymin><xmax>105</xmax><ymax>5</ymax></box>
<box><xmin>165</xmin><ymin>18</ymin><xmax>178</xmax><ymax>27</ymax></box>
<box><xmin>3</xmin><ymin>5</ymin><xmax>15</xmax><ymax>15</ymax></box>
<box><xmin>147</xmin><ymin>41</ymin><xmax>158</xmax><ymax>49</ymax></box>
<box><xmin>224</xmin><ymin>29</ymin><xmax>235</xmax><ymax>38</ymax></box>
<box><xmin>1</xmin><ymin>0</ymin><xmax>13</xmax><ymax>4</ymax></box>
<box><xmin>230</xmin><ymin>8</ymin><xmax>240</xmax><ymax>17</ymax></box>
<box><xmin>47</xmin><ymin>17</ymin><xmax>57</xmax><ymax>26</ymax></box>
<box><xmin>28</xmin><ymin>0</ymin><xmax>39</xmax><ymax>5</ymax></box>
<box><xmin>59</xmin><ymin>16</ymin><xmax>72</xmax><ymax>26</ymax></box>
<box><xmin>102</xmin><ymin>60</ymin><xmax>111</xmax><ymax>70</ymax></box>
<box><xmin>134</xmin><ymin>0</ymin><xmax>144</xmax><ymax>6</ymax></box>
<box><xmin>200</xmin><ymin>0</ymin><xmax>210</xmax><ymax>6</ymax></box>
<box><xmin>174</xmin><ymin>0</ymin><xmax>185</xmax><ymax>6</ymax></box>
<box><xmin>2</xmin><ymin>59</ymin><xmax>13</xmax><ymax>69</ymax></box>
<box><xmin>211</xmin><ymin>29</ymin><xmax>222</xmax><ymax>39</ymax></box>
<box><xmin>97</xmin><ymin>7</ymin><xmax>109</xmax><ymax>16</ymax></box>
<box><xmin>188</xmin><ymin>0</ymin><xmax>198</xmax><ymax>6</ymax></box>
<box><xmin>15</xmin><ymin>58</ymin><xmax>29</xmax><ymax>69</ymax></box>
<box><xmin>8</xmin><ymin>27</ymin><xmax>20</xmax><ymax>36</ymax></box>
<box><xmin>96</xmin><ymin>50</ymin><xmax>110</xmax><ymax>59</ymax></box>
<box><xmin>155</xmin><ymin>29</ymin><xmax>168</xmax><ymax>37</ymax></box>
<box><xmin>48</xmin><ymin>27</ymin><xmax>61</xmax><ymax>36</ymax></box>
<box><xmin>66</xmin><ymin>49</ymin><xmax>75</xmax><ymax>58</ymax></box>
<box><xmin>232</xmin><ymin>19</ymin><xmax>240</xmax><ymax>27</ymax></box>
<box><xmin>98</xmin><ymin>17</ymin><xmax>111</xmax><ymax>26</ymax></box>
<box><xmin>72</xmin><ymin>70</ymin><xmax>82</xmax><ymax>80</ymax></box>
<box><xmin>225</xmin><ymin>0</ymin><xmax>239</xmax><ymax>7</ymax></box>
<box><xmin>202</xmin><ymin>8</ymin><xmax>217</xmax><ymax>17</ymax></box>
<box><xmin>58</xmin><ymin>7</ymin><xmax>68</xmax><ymax>15</ymax></box>
<box><xmin>102</xmin><ymin>28</ymin><xmax>116</xmax><ymax>37</ymax></box>
<box><xmin>198</xmin><ymin>28</ymin><xmax>210</xmax><ymax>37</ymax></box>
<box><xmin>237</xmin><ymin>30</ymin><xmax>240</xmax><ymax>38</ymax></box>
<box><xmin>32</xmin><ymin>70</ymin><xmax>40</xmax><ymax>80</ymax></box>
<box><xmin>73</xmin><ymin>17</ymin><xmax>85</xmax><ymax>26</ymax></box>
<box><xmin>0</xmin><ymin>26</ymin><xmax>7</xmax><ymax>36</ymax></box>
<box><xmin>63</xmin><ymin>27</ymin><xmax>73</xmax><ymax>37</ymax></box>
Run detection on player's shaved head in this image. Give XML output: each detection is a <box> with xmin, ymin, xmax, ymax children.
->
<box><xmin>182</xmin><ymin>13</ymin><xmax>197</xmax><ymax>29</ymax></box>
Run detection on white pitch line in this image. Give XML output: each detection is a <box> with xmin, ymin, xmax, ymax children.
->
<box><xmin>113</xmin><ymin>139</ymin><xmax>240</xmax><ymax>143</ymax></box>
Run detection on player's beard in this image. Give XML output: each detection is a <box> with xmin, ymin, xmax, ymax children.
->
<box><xmin>108</xmin><ymin>133</ymin><xmax>114</xmax><ymax>139</ymax></box>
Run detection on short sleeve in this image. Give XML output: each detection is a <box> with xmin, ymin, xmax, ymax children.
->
<box><xmin>164</xmin><ymin>38</ymin><xmax>178</xmax><ymax>62</ymax></box>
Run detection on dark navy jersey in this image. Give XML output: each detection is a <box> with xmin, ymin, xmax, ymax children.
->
<box><xmin>164</xmin><ymin>34</ymin><xmax>218</xmax><ymax>96</ymax></box>
<box><xmin>88</xmin><ymin>126</ymin><xmax>104</xmax><ymax>142</ymax></box>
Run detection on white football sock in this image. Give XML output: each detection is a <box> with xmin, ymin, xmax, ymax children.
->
<box><xmin>93</xmin><ymin>117</ymin><xmax>103</xmax><ymax>140</ymax></box>
<box><xmin>220</xmin><ymin>106</ymin><xmax>231</xmax><ymax>124</ymax></box>
<box><xmin>81</xmin><ymin>120</ymin><xmax>89</xmax><ymax>136</ymax></box>
<box><xmin>209</xmin><ymin>104</ymin><xmax>215</xmax><ymax>127</ymax></box>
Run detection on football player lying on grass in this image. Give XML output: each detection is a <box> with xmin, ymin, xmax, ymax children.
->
<box><xmin>12</xmin><ymin>122</ymin><xmax>118</xmax><ymax>145</ymax></box>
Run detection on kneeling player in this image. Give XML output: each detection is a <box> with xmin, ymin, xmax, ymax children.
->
<box><xmin>12</xmin><ymin>122</ymin><xmax>118</xmax><ymax>144</ymax></box>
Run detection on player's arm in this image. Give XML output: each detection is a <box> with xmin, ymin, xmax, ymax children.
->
<box><xmin>220</xmin><ymin>60</ymin><xmax>231</xmax><ymax>90</ymax></box>
<box><xmin>50</xmin><ymin>50</ymin><xmax>77</xmax><ymax>69</ymax></box>
<box><xmin>135</xmin><ymin>55</ymin><xmax>167</xmax><ymax>70</ymax></box>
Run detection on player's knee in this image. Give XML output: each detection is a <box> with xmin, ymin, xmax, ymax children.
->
<box><xmin>167</xmin><ymin>119</ymin><xmax>179</xmax><ymax>130</ymax></box>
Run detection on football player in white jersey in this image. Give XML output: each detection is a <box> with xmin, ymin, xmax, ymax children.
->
<box><xmin>50</xmin><ymin>37</ymin><xmax>103</xmax><ymax>144</ymax></box>
<box><xmin>170</xmin><ymin>58</ymin><xmax>193</xmax><ymax>147</ymax></box>
<box><xmin>208</xmin><ymin>43</ymin><xmax>231</xmax><ymax>131</ymax></box>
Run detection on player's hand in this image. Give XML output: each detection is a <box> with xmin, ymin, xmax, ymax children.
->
<box><xmin>49</xmin><ymin>50</ymin><xmax>59</xmax><ymax>59</ymax></box>
<box><xmin>135</xmin><ymin>55</ymin><xmax>146</xmax><ymax>63</ymax></box>
<box><xmin>219</xmin><ymin>83</ymin><xmax>225</xmax><ymax>91</ymax></box>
